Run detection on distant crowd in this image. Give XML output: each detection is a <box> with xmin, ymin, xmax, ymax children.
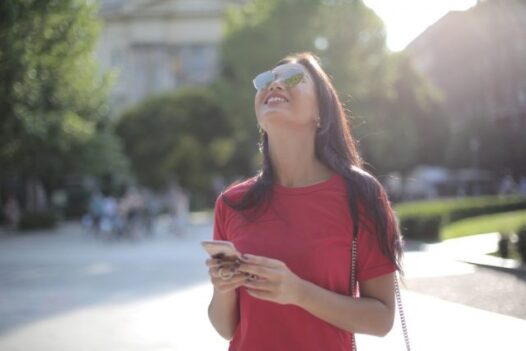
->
<box><xmin>82</xmin><ymin>184</ymin><xmax>189</xmax><ymax>240</ymax></box>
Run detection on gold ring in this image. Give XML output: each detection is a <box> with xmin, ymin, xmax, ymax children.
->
<box><xmin>218</xmin><ymin>267</ymin><xmax>234</xmax><ymax>280</ymax></box>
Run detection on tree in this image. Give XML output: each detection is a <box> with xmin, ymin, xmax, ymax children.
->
<box><xmin>0</xmin><ymin>1</ymin><xmax>128</xmax><ymax>212</ymax></box>
<box><xmin>115</xmin><ymin>88</ymin><xmax>235</xmax><ymax>208</ymax></box>
<box><xmin>215</xmin><ymin>0</ymin><xmax>447</xmax><ymax>179</ymax></box>
<box><xmin>361</xmin><ymin>53</ymin><xmax>449</xmax><ymax>175</ymax></box>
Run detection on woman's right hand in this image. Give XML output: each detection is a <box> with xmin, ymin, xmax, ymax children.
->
<box><xmin>206</xmin><ymin>258</ymin><xmax>246</xmax><ymax>294</ymax></box>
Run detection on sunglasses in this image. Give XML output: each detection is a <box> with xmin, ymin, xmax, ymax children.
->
<box><xmin>252</xmin><ymin>67</ymin><xmax>306</xmax><ymax>91</ymax></box>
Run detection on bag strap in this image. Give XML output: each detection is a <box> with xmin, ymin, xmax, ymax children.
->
<box><xmin>350</xmin><ymin>236</ymin><xmax>411</xmax><ymax>351</ymax></box>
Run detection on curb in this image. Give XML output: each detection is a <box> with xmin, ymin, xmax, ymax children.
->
<box><xmin>458</xmin><ymin>255</ymin><xmax>526</xmax><ymax>274</ymax></box>
<box><xmin>405</xmin><ymin>236</ymin><xmax>526</xmax><ymax>274</ymax></box>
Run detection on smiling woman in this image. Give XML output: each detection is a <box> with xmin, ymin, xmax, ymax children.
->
<box><xmin>255</xmin><ymin>62</ymin><xmax>320</xmax><ymax>139</ymax></box>
<box><xmin>205</xmin><ymin>52</ymin><xmax>405</xmax><ymax>351</ymax></box>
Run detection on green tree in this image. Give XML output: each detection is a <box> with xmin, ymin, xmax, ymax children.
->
<box><xmin>215</xmin><ymin>0</ymin><xmax>447</xmax><ymax>179</ymax></box>
<box><xmin>0</xmin><ymin>1</ymin><xmax>128</xmax><ymax>211</ymax></box>
<box><xmin>115</xmin><ymin>88</ymin><xmax>235</xmax><ymax>208</ymax></box>
<box><xmin>361</xmin><ymin>53</ymin><xmax>448</xmax><ymax>175</ymax></box>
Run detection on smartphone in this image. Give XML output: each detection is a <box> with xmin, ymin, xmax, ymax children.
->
<box><xmin>201</xmin><ymin>240</ymin><xmax>258</xmax><ymax>281</ymax></box>
<box><xmin>201</xmin><ymin>240</ymin><xmax>242</xmax><ymax>261</ymax></box>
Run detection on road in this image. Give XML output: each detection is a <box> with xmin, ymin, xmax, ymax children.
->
<box><xmin>0</xmin><ymin>217</ymin><xmax>524</xmax><ymax>350</ymax></box>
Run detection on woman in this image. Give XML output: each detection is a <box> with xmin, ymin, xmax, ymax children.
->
<box><xmin>206</xmin><ymin>52</ymin><xmax>403</xmax><ymax>351</ymax></box>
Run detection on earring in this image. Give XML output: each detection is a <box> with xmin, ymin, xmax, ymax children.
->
<box><xmin>316</xmin><ymin>116</ymin><xmax>321</xmax><ymax>128</ymax></box>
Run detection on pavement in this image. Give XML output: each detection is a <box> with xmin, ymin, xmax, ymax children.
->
<box><xmin>0</xmin><ymin>216</ymin><xmax>525</xmax><ymax>351</ymax></box>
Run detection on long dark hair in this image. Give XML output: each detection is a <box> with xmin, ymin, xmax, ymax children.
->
<box><xmin>221</xmin><ymin>52</ymin><xmax>403</xmax><ymax>273</ymax></box>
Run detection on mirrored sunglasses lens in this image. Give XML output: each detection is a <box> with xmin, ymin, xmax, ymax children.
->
<box><xmin>283</xmin><ymin>72</ymin><xmax>304</xmax><ymax>88</ymax></box>
<box><xmin>253</xmin><ymin>71</ymin><xmax>274</xmax><ymax>90</ymax></box>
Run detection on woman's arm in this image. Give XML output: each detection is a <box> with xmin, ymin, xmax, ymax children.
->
<box><xmin>238</xmin><ymin>254</ymin><xmax>395</xmax><ymax>336</ymax></box>
<box><xmin>206</xmin><ymin>258</ymin><xmax>245</xmax><ymax>340</ymax></box>
<box><xmin>208</xmin><ymin>288</ymin><xmax>240</xmax><ymax>340</ymax></box>
<box><xmin>295</xmin><ymin>273</ymin><xmax>395</xmax><ymax>336</ymax></box>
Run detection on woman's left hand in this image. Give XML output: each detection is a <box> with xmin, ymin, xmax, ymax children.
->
<box><xmin>236</xmin><ymin>254</ymin><xmax>304</xmax><ymax>305</ymax></box>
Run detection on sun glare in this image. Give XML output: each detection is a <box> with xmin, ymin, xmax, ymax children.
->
<box><xmin>363</xmin><ymin>0</ymin><xmax>478</xmax><ymax>51</ymax></box>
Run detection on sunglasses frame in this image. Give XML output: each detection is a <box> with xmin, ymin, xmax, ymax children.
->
<box><xmin>252</xmin><ymin>67</ymin><xmax>306</xmax><ymax>91</ymax></box>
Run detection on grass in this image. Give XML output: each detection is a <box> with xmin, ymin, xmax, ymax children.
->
<box><xmin>441</xmin><ymin>209</ymin><xmax>526</xmax><ymax>240</ymax></box>
<box><xmin>394</xmin><ymin>195</ymin><xmax>526</xmax><ymax>218</ymax></box>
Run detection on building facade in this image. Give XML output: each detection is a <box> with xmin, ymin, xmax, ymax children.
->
<box><xmin>96</xmin><ymin>0</ymin><xmax>246</xmax><ymax>114</ymax></box>
<box><xmin>406</xmin><ymin>0</ymin><xmax>526</xmax><ymax>131</ymax></box>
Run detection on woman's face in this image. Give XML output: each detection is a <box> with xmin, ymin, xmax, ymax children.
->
<box><xmin>254</xmin><ymin>62</ymin><xmax>319</xmax><ymax>133</ymax></box>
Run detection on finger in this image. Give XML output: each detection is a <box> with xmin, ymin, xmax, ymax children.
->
<box><xmin>215</xmin><ymin>275</ymin><xmax>246</xmax><ymax>292</ymax></box>
<box><xmin>214</xmin><ymin>275</ymin><xmax>243</xmax><ymax>286</ymax></box>
<box><xmin>210</xmin><ymin>265</ymin><xmax>238</xmax><ymax>279</ymax></box>
<box><xmin>237</xmin><ymin>263</ymin><xmax>274</xmax><ymax>280</ymax></box>
<box><xmin>205</xmin><ymin>258</ymin><xmax>224</xmax><ymax>267</ymax></box>
<box><xmin>242</xmin><ymin>254</ymin><xmax>283</xmax><ymax>268</ymax></box>
<box><xmin>242</xmin><ymin>277</ymin><xmax>274</xmax><ymax>292</ymax></box>
<box><xmin>209</xmin><ymin>267</ymin><xmax>221</xmax><ymax>278</ymax></box>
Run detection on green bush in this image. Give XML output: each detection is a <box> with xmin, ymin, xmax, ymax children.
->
<box><xmin>18</xmin><ymin>210</ymin><xmax>60</xmax><ymax>231</ymax></box>
<box><xmin>397</xmin><ymin>215</ymin><xmax>442</xmax><ymax>241</ymax></box>
<box><xmin>514</xmin><ymin>225</ymin><xmax>526</xmax><ymax>263</ymax></box>
<box><xmin>395</xmin><ymin>196</ymin><xmax>526</xmax><ymax>242</ymax></box>
<box><xmin>447</xmin><ymin>198</ymin><xmax>526</xmax><ymax>223</ymax></box>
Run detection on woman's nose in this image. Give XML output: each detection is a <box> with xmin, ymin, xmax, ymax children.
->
<box><xmin>268</xmin><ymin>78</ymin><xmax>285</xmax><ymax>91</ymax></box>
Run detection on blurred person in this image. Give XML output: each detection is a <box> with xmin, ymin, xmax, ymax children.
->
<box><xmin>141</xmin><ymin>189</ymin><xmax>157</xmax><ymax>237</ymax></box>
<box><xmin>498</xmin><ymin>173</ymin><xmax>516</xmax><ymax>195</ymax></box>
<box><xmin>519</xmin><ymin>176</ymin><xmax>526</xmax><ymax>196</ymax></box>
<box><xmin>83</xmin><ymin>191</ymin><xmax>104</xmax><ymax>235</ymax></box>
<box><xmin>206</xmin><ymin>52</ymin><xmax>403</xmax><ymax>350</ymax></box>
<box><xmin>168</xmin><ymin>183</ymin><xmax>189</xmax><ymax>236</ymax></box>
<box><xmin>118</xmin><ymin>186</ymin><xmax>145</xmax><ymax>239</ymax></box>
<box><xmin>3</xmin><ymin>194</ymin><xmax>21</xmax><ymax>230</ymax></box>
<box><xmin>100</xmin><ymin>194</ymin><xmax>119</xmax><ymax>237</ymax></box>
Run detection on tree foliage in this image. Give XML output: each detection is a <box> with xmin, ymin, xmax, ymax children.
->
<box><xmin>115</xmin><ymin>88</ymin><xmax>234</xmax><ymax>207</ymax></box>
<box><xmin>215</xmin><ymin>0</ymin><xmax>448</xmax><ymax>178</ymax></box>
<box><xmin>0</xmin><ymin>0</ymin><xmax>128</xmax><ymax>195</ymax></box>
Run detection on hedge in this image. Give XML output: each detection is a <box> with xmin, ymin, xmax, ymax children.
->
<box><xmin>18</xmin><ymin>210</ymin><xmax>60</xmax><ymax>231</ymax></box>
<box><xmin>394</xmin><ymin>195</ymin><xmax>526</xmax><ymax>242</ymax></box>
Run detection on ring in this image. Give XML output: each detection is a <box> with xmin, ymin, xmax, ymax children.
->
<box><xmin>218</xmin><ymin>267</ymin><xmax>234</xmax><ymax>280</ymax></box>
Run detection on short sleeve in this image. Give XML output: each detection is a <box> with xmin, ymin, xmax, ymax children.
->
<box><xmin>356</xmin><ymin>219</ymin><xmax>396</xmax><ymax>282</ymax></box>
<box><xmin>213</xmin><ymin>195</ymin><xmax>228</xmax><ymax>241</ymax></box>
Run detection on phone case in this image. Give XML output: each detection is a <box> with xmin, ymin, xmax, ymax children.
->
<box><xmin>201</xmin><ymin>241</ymin><xmax>258</xmax><ymax>281</ymax></box>
<box><xmin>201</xmin><ymin>240</ymin><xmax>241</xmax><ymax>261</ymax></box>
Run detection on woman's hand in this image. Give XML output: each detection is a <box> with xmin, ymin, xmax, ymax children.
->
<box><xmin>206</xmin><ymin>258</ymin><xmax>246</xmax><ymax>294</ymax></box>
<box><xmin>236</xmin><ymin>254</ymin><xmax>304</xmax><ymax>305</ymax></box>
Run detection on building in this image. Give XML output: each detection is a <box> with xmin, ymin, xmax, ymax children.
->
<box><xmin>406</xmin><ymin>0</ymin><xmax>526</xmax><ymax>131</ymax></box>
<box><xmin>96</xmin><ymin>0</ymin><xmax>247</xmax><ymax>114</ymax></box>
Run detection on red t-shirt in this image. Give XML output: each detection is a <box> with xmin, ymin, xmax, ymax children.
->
<box><xmin>213</xmin><ymin>173</ymin><xmax>395</xmax><ymax>351</ymax></box>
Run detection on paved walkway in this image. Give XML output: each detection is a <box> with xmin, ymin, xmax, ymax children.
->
<box><xmin>0</xmin><ymin>218</ymin><xmax>524</xmax><ymax>350</ymax></box>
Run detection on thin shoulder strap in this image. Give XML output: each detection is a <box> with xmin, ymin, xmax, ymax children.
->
<box><xmin>350</xmin><ymin>236</ymin><xmax>411</xmax><ymax>351</ymax></box>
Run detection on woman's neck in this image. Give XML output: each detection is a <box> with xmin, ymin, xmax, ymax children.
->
<box><xmin>267</xmin><ymin>130</ymin><xmax>333</xmax><ymax>188</ymax></box>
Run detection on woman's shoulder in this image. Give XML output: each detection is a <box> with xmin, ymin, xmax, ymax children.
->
<box><xmin>218</xmin><ymin>176</ymin><xmax>259</xmax><ymax>203</ymax></box>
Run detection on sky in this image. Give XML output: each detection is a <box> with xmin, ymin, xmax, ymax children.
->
<box><xmin>363</xmin><ymin>0</ymin><xmax>478</xmax><ymax>51</ymax></box>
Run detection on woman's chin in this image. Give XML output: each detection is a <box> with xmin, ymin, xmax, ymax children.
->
<box><xmin>259</xmin><ymin>107</ymin><xmax>291</xmax><ymax>120</ymax></box>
